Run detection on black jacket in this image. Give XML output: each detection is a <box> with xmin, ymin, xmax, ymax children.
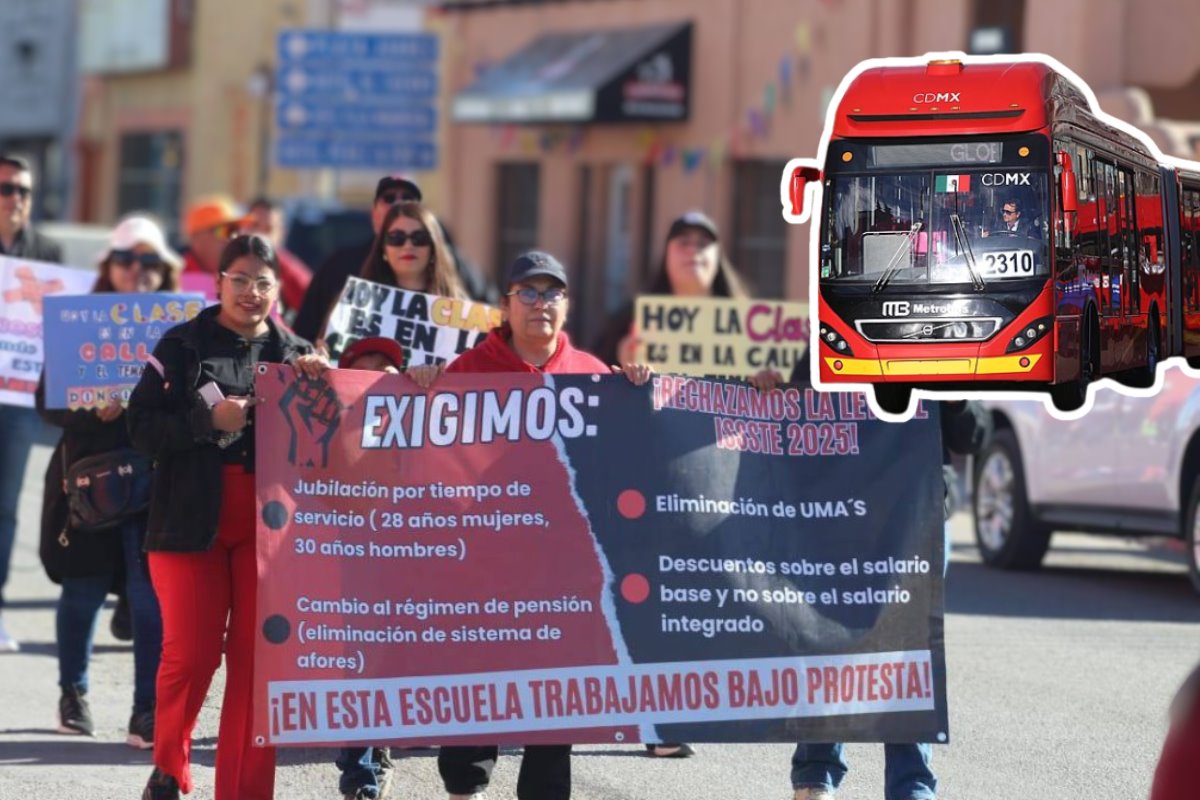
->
<box><xmin>36</xmin><ymin>375</ymin><xmax>139</xmax><ymax>582</ymax></box>
<box><xmin>0</xmin><ymin>225</ymin><xmax>64</xmax><ymax>263</ymax></box>
<box><xmin>292</xmin><ymin>239</ymin><xmax>373</xmax><ymax>343</ymax></box>
<box><xmin>126</xmin><ymin>306</ymin><xmax>313</xmax><ymax>552</ymax></box>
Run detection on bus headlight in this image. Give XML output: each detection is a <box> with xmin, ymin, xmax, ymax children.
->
<box><xmin>819</xmin><ymin>324</ymin><xmax>854</xmax><ymax>357</ymax></box>
<box><xmin>1006</xmin><ymin>316</ymin><xmax>1052</xmax><ymax>353</ymax></box>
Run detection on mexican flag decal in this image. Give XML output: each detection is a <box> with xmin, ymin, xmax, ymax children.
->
<box><xmin>935</xmin><ymin>174</ymin><xmax>971</xmax><ymax>192</ymax></box>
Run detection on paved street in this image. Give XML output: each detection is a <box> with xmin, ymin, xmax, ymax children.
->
<box><xmin>1</xmin><ymin>442</ymin><xmax>1197</xmax><ymax>799</ymax></box>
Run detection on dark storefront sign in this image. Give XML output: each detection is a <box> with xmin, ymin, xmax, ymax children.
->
<box><xmin>452</xmin><ymin>21</ymin><xmax>692</xmax><ymax>125</ymax></box>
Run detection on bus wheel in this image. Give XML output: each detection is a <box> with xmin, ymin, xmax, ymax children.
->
<box><xmin>1124</xmin><ymin>315</ymin><xmax>1160</xmax><ymax>389</ymax></box>
<box><xmin>973</xmin><ymin>429</ymin><xmax>1051</xmax><ymax>570</ymax></box>
<box><xmin>1050</xmin><ymin>310</ymin><xmax>1097</xmax><ymax>412</ymax></box>
<box><xmin>1184</xmin><ymin>474</ymin><xmax>1200</xmax><ymax>594</ymax></box>
<box><xmin>873</xmin><ymin>385</ymin><xmax>913</xmax><ymax>415</ymax></box>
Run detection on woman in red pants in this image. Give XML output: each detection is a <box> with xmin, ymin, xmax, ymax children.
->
<box><xmin>128</xmin><ymin>234</ymin><xmax>317</xmax><ymax>800</ymax></box>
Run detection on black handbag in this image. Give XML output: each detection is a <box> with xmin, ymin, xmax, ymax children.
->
<box><xmin>63</xmin><ymin>448</ymin><xmax>154</xmax><ymax>534</ymax></box>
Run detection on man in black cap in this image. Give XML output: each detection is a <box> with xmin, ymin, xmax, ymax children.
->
<box><xmin>292</xmin><ymin>176</ymin><xmax>423</xmax><ymax>342</ymax></box>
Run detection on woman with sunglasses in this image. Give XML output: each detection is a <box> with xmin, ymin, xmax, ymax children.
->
<box><xmin>317</xmin><ymin>201</ymin><xmax>464</xmax><ymax>362</ymax></box>
<box><xmin>128</xmin><ymin>234</ymin><xmax>315</xmax><ymax>800</ymax></box>
<box><xmin>36</xmin><ymin>216</ymin><xmax>180</xmax><ymax>748</ymax></box>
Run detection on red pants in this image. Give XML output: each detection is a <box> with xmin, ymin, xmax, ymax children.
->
<box><xmin>149</xmin><ymin>467</ymin><xmax>275</xmax><ymax>800</ymax></box>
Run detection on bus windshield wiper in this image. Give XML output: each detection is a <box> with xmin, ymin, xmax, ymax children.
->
<box><xmin>871</xmin><ymin>222</ymin><xmax>923</xmax><ymax>294</ymax></box>
<box><xmin>950</xmin><ymin>213</ymin><xmax>986</xmax><ymax>290</ymax></box>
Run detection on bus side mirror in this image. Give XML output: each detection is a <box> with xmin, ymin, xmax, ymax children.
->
<box><xmin>1060</xmin><ymin>167</ymin><xmax>1078</xmax><ymax>214</ymax></box>
<box><xmin>789</xmin><ymin>166</ymin><xmax>822</xmax><ymax>218</ymax></box>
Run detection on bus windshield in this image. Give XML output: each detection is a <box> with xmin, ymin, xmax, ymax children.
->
<box><xmin>820</xmin><ymin>168</ymin><xmax>1050</xmax><ymax>285</ymax></box>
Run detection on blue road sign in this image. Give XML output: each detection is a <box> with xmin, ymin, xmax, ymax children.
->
<box><xmin>278</xmin><ymin>30</ymin><xmax>438</xmax><ymax>63</ymax></box>
<box><xmin>274</xmin><ymin>30</ymin><xmax>439</xmax><ymax>170</ymax></box>
<box><xmin>276</xmin><ymin>67</ymin><xmax>438</xmax><ymax>101</ymax></box>
<box><xmin>276</xmin><ymin>102</ymin><xmax>436</xmax><ymax>134</ymax></box>
<box><xmin>276</xmin><ymin>136</ymin><xmax>437</xmax><ymax>171</ymax></box>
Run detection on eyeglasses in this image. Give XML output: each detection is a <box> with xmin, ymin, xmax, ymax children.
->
<box><xmin>379</xmin><ymin>191</ymin><xmax>418</xmax><ymax>206</ymax></box>
<box><xmin>507</xmin><ymin>287</ymin><xmax>567</xmax><ymax>306</ymax></box>
<box><xmin>1002</xmin><ymin>208</ymin><xmax>1018</xmax><ymax>216</ymax></box>
<box><xmin>222</xmin><ymin>272</ymin><xmax>278</xmax><ymax>295</ymax></box>
<box><xmin>110</xmin><ymin>250</ymin><xmax>164</xmax><ymax>270</ymax></box>
<box><xmin>0</xmin><ymin>182</ymin><xmax>31</xmax><ymax>199</ymax></box>
<box><xmin>385</xmin><ymin>229</ymin><xmax>433</xmax><ymax>248</ymax></box>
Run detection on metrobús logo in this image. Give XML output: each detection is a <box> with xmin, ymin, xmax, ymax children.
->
<box><xmin>881</xmin><ymin>301</ymin><xmax>969</xmax><ymax>317</ymax></box>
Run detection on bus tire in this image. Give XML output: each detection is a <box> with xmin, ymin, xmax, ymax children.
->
<box><xmin>1184</xmin><ymin>474</ymin><xmax>1200</xmax><ymax>594</ymax></box>
<box><xmin>1123</xmin><ymin>312</ymin><xmax>1160</xmax><ymax>389</ymax></box>
<box><xmin>873</xmin><ymin>385</ymin><xmax>913</xmax><ymax>415</ymax></box>
<box><xmin>972</xmin><ymin>428</ymin><xmax>1051</xmax><ymax>570</ymax></box>
<box><xmin>1050</xmin><ymin>309</ymin><xmax>1098</xmax><ymax>412</ymax></box>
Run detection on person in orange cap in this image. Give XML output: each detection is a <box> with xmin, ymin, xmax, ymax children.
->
<box><xmin>182</xmin><ymin>195</ymin><xmax>242</xmax><ymax>278</ymax></box>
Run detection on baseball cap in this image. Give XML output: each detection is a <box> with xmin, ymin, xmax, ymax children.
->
<box><xmin>185</xmin><ymin>195</ymin><xmax>243</xmax><ymax>238</ymax></box>
<box><xmin>104</xmin><ymin>215</ymin><xmax>182</xmax><ymax>269</ymax></box>
<box><xmin>338</xmin><ymin>337</ymin><xmax>406</xmax><ymax>370</ymax></box>
<box><xmin>667</xmin><ymin>209</ymin><xmax>719</xmax><ymax>243</ymax></box>
<box><xmin>507</xmin><ymin>251</ymin><xmax>568</xmax><ymax>288</ymax></box>
<box><xmin>374</xmin><ymin>175</ymin><xmax>423</xmax><ymax>204</ymax></box>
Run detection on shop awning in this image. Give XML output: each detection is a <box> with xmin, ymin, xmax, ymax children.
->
<box><xmin>452</xmin><ymin>21</ymin><xmax>692</xmax><ymax>124</ymax></box>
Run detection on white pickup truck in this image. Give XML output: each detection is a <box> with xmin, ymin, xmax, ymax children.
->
<box><xmin>972</xmin><ymin>367</ymin><xmax>1200</xmax><ymax>592</ymax></box>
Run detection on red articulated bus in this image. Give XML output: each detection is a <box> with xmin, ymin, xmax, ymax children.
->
<box><xmin>786</xmin><ymin>56</ymin><xmax>1200</xmax><ymax>414</ymax></box>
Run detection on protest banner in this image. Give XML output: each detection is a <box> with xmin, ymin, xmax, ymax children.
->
<box><xmin>634</xmin><ymin>295</ymin><xmax>810</xmax><ymax>377</ymax></box>
<box><xmin>253</xmin><ymin>365</ymin><xmax>946</xmax><ymax>747</ymax></box>
<box><xmin>322</xmin><ymin>276</ymin><xmax>502</xmax><ymax>365</ymax></box>
<box><xmin>0</xmin><ymin>256</ymin><xmax>96</xmax><ymax>407</ymax></box>
<box><xmin>42</xmin><ymin>292</ymin><xmax>205</xmax><ymax>409</ymax></box>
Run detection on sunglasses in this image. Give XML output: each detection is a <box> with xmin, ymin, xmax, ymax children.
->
<box><xmin>1002</xmin><ymin>208</ymin><xmax>1018</xmax><ymax>215</ymax></box>
<box><xmin>110</xmin><ymin>250</ymin><xmax>164</xmax><ymax>270</ymax></box>
<box><xmin>507</xmin><ymin>287</ymin><xmax>567</xmax><ymax>306</ymax></box>
<box><xmin>385</xmin><ymin>229</ymin><xmax>432</xmax><ymax>248</ymax></box>
<box><xmin>378</xmin><ymin>191</ymin><xmax>419</xmax><ymax>206</ymax></box>
<box><xmin>0</xmin><ymin>182</ymin><xmax>31</xmax><ymax>199</ymax></box>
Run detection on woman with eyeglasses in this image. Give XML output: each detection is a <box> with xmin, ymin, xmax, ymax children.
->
<box><xmin>407</xmin><ymin>251</ymin><xmax>652</xmax><ymax>800</ymax></box>
<box><xmin>127</xmin><ymin>234</ymin><xmax>315</xmax><ymax>800</ymax></box>
<box><xmin>36</xmin><ymin>216</ymin><xmax>180</xmax><ymax>749</ymax></box>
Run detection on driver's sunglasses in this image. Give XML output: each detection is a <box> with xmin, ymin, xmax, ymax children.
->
<box><xmin>1002</xmin><ymin>208</ymin><xmax>1018</xmax><ymax>215</ymax></box>
<box><xmin>507</xmin><ymin>287</ymin><xmax>567</xmax><ymax>306</ymax></box>
<box><xmin>110</xmin><ymin>250</ymin><xmax>164</xmax><ymax>270</ymax></box>
<box><xmin>0</xmin><ymin>182</ymin><xmax>31</xmax><ymax>199</ymax></box>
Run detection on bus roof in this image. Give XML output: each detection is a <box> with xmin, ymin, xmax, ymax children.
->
<box><xmin>832</xmin><ymin>60</ymin><xmax>1084</xmax><ymax>139</ymax></box>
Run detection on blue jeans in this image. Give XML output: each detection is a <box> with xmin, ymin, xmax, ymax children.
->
<box><xmin>57</xmin><ymin>520</ymin><xmax>162</xmax><ymax>711</ymax></box>
<box><xmin>336</xmin><ymin>746</ymin><xmax>391</xmax><ymax>797</ymax></box>
<box><xmin>791</xmin><ymin>743</ymin><xmax>936</xmax><ymax>800</ymax></box>
<box><xmin>0</xmin><ymin>405</ymin><xmax>50</xmax><ymax>608</ymax></box>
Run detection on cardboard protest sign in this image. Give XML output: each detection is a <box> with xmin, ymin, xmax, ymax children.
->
<box><xmin>253</xmin><ymin>366</ymin><xmax>947</xmax><ymax>747</ymax></box>
<box><xmin>0</xmin><ymin>256</ymin><xmax>96</xmax><ymax>407</ymax></box>
<box><xmin>322</xmin><ymin>276</ymin><xmax>502</xmax><ymax>365</ymax></box>
<box><xmin>42</xmin><ymin>293</ymin><xmax>205</xmax><ymax>409</ymax></box>
<box><xmin>634</xmin><ymin>296</ymin><xmax>810</xmax><ymax>377</ymax></box>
